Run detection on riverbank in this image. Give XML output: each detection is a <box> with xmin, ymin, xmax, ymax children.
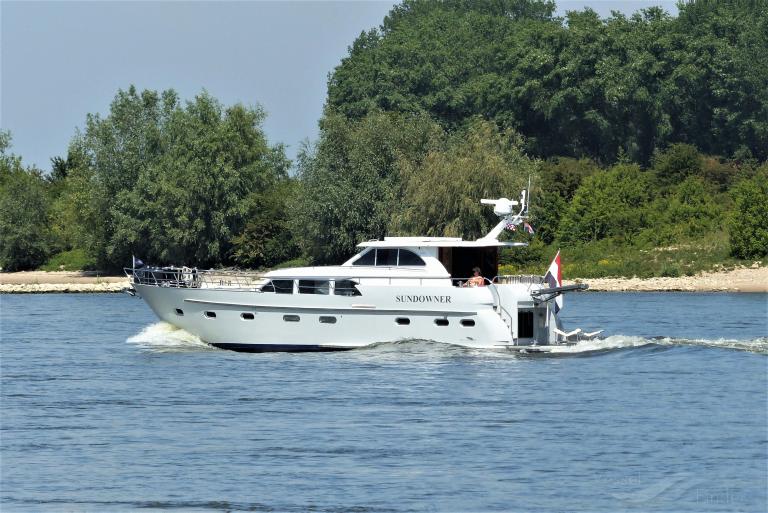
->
<box><xmin>566</xmin><ymin>266</ymin><xmax>767</xmax><ymax>292</ymax></box>
<box><xmin>1</xmin><ymin>267</ymin><xmax>765</xmax><ymax>293</ymax></box>
<box><xmin>0</xmin><ymin>272</ymin><xmax>129</xmax><ymax>293</ymax></box>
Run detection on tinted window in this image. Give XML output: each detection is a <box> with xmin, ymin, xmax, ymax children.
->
<box><xmin>398</xmin><ymin>249</ymin><xmax>425</xmax><ymax>266</ymax></box>
<box><xmin>299</xmin><ymin>280</ymin><xmax>329</xmax><ymax>295</ymax></box>
<box><xmin>434</xmin><ymin>318</ymin><xmax>449</xmax><ymax>326</ymax></box>
<box><xmin>376</xmin><ymin>248</ymin><xmax>398</xmax><ymax>266</ymax></box>
<box><xmin>272</xmin><ymin>280</ymin><xmax>294</xmax><ymax>294</ymax></box>
<box><xmin>175</xmin><ymin>308</ymin><xmax>184</xmax><ymax>316</ymax></box>
<box><xmin>204</xmin><ymin>311</ymin><xmax>216</xmax><ymax>319</ymax></box>
<box><xmin>396</xmin><ymin>317</ymin><xmax>410</xmax><ymax>325</ymax></box>
<box><xmin>319</xmin><ymin>316</ymin><xmax>337</xmax><ymax>324</ymax></box>
<box><xmin>241</xmin><ymin>313</ymin><xmax>255</xmax><ymax>320</ymax></box>
<box><xmin>283</xmin><ymin>315</ymin><xmax>300</xmax><ymax>322</ymax></box>
<box><xmin>334</xmin><ymin>279</ymin><xmax>361</xmax><ymax>296</ymax></box>
<box><xmin>260</xmin><ymin>281</ymin><xmax>275</xmax><ymax>292</ymax></box>
<box><xmin>460</xmin><ymin>319</ymin><xmax>475</xmax><ymax>327</ymax></box>
<box><xmin>353</xmin><ymin>250</ymin><xmax>375</xmax><ymax>266</ymax></box>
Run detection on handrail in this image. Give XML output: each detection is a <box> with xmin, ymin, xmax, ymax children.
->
<box><xmin>125</xmin><ymin>267</ymin><xmax>546</xmax><ymax>291</ymax></box>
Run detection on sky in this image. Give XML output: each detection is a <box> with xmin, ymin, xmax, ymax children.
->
<box><xmin>1</xmin><ymin>1</ymin><xmax>678</xmax><ymax>172</ymax></box>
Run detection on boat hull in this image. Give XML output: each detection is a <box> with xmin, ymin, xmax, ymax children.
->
<box><xmin>133</xmin><ymin>283</ymin><xmax>537</xmax><ymax>351</ymax></box>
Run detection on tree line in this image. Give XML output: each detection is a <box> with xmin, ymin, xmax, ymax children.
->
<box><xmin>1</xmin><ymin>0</ymin><xmax>766</xmax><ymax>274</ymax></box>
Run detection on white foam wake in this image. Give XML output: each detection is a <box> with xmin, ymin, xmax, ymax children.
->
<box><xmin>126</xmin><ymin>322</ymin><xmax>215</xmax><ymax>352</ymax></box>
<box><xmin>546</xmin><ymin>335</ymin><xmax>652</xmax><ymax>354</ymax></box>
<box><xmin>546</xmin><ymin>335</ymin><xmax>768</xmax><ymax>355</ymax></box>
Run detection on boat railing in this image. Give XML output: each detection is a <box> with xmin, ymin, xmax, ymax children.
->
<box><xmin>124</xmin><ymin>267</ymin><xmax>265</xmax><ymax>289</ymax></box>
<box><xmin>124</xmin><ymin>267</ymin><xmax>546</xmax><ymax>291</ymax></box>
<box><xmin>493</xmin><ymin>274</ymin><xmax>545</xmax><ymax>285</ymax></box>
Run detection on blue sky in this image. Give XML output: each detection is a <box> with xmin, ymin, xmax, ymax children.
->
<box><xmin>1</xmin><ymin>1</ymin><xmax>677</xmax><ymax>172</ymax></box>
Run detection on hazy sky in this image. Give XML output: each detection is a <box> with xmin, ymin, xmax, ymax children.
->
<box><xmin>1</xmin><ymin>1</ymin><xmax>677</xmax><ymax>172</ymax></box>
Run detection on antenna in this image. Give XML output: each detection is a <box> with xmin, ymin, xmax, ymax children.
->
<box><xmin>526</xmin><ymin>175</ymin><xmax>532</xmax><ymax>215</ymax></box>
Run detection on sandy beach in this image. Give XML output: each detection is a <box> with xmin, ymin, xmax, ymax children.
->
<box><xmin>0</xmin><ymin>271</ymin><xmax>129</xmax><ymax>293</ymax></box>
<box><xmin>566</xmin><ymin>266</ymin><xmax>768</xmax><ymax>293</ymax></box>
<box><xmin>1</xmin><ymin>267</ymin><xmax>766</xmax><ymax>293</ymax></box>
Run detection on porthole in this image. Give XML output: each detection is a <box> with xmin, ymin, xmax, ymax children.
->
<box><xmin>460</xmin><ymin>319</ymin><xmax>475</xmax><ymax>327</ymax></box>
<box><xmin>241</xmin><ymin>313</ymin><xmax>255</xmax><ymax>320</ymax></box>
<box><xmin>434</xmin><ymin>318</ymin><xmax>449</xmax><ymax>327</ymax></box>
<box><xmin>319</xmin><ymin>316</ymin><xmax>337</xmax><ymax>324</ymax></box>
<box><xmin>395</xmin><ymin>317</ymin><xmax>410</xmax><ymax>325</ymax></box>
<box><xmin>204</xmin><ymin>311</ymin><xmax>216</xmax><ymax>319</ymax></box>
<box><xmin>283</xmin><ymin>314</ymin><xmax>300</xmax><ymax>322</ymax></box>
<box><xmin>175</xmin><ymin>308</ymin><xmax>184</xmax><ymax>316</ymax></box>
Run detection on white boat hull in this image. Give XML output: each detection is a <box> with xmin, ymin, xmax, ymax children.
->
<box><xmin>135</xmin><ymin>282</ymin><xmax>555</xmax><ymax>352</ymax></box>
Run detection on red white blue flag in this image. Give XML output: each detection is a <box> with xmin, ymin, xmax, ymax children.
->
<box><xmin>523</xmin><ymin>222</ymin><xmax>535</xmax><ymax>234</ymax></box>
<box><xmin>543</xmin><ymin>250</ymin><xmax>563</xmax><ymax>312</ymax></box>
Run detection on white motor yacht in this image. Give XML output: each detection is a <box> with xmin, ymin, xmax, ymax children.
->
<box><xmin>126</xmin><ymin>191</ymin><xmax>589</xmax><ymax>352</ymax></box>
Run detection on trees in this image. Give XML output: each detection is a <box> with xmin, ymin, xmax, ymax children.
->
<box><xmin>54</xmin><ymin>87</ymin><xmax>293</xmax><ymax>270</ymax></box>
<box><xmin>293</xmin><ymin>110</ymin><xmax>441</xmax><ymax>264</ymax></box>
<box><xmin>393</xmin><ymin>119</ymin><xmax>535</xmax><ymax>239</ymax></box>
<box><xmin>326</xmin><ymin>1</ymin><xmax>768</xmax><ymax>163</ymax></box>
<box><xmin>0</xmin><ymin>132</ymin><xmax>52</xmax><ymax>271</ymax></box>
<box><xmin>728</xmin><ymin>167</ymin><xmax>768</xmax><ymax>259</ymax></box>
<box><xmin>557</xmin><ymin>164</ymin><xmax>652</xmax><ymax>243</ymax></box>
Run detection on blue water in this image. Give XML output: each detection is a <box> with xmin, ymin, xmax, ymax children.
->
<box><xmin>1</xmin><ymin>292</ymin><xmax>766</xmax><ymax>512</ymax></box>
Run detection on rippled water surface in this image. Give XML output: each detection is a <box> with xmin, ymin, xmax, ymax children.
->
<box><xmin>1</xmin><ymin>292</ymin><xmax>766</xmax><ymax>512</ymax></box>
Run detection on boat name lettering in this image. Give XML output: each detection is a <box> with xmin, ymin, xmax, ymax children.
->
<box><xmin>395</xmin><ymin>295</ymin><xmax>452</xmax><ymax>303</ymax></box>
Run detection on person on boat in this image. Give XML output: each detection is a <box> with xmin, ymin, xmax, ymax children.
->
<box><xmin>463</xmin><ymin>267</ymin><xmax>485</xmax><ymax>287</ymax></box>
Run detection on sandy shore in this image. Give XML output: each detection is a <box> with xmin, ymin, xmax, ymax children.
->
<box><xmin>0</xmin><ymin>267</ymin><xmax>766</xmax><ymax>293</ymax></box>
<box><xmin>0</xmin><ymin>271</ymin><xmax>129</xmax><ymax>293</ymax></box>
<box><xmin>566</xmin><ymin>266</ymin><xmax>767</xmax><ymax>293</ymax></box>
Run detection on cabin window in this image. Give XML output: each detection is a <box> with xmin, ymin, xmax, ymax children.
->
<box><xmin>204</xmin><ymin>311</ymin><xmax>216</xmax><ymax>319</ymax></box>
<box><xmin>175</xmin><ymin>308</ymin><xmax>184</xmax><ymax>316</ymax></box>
<box><xmin>283</xmin><ymin>315</ymin><xmax>300</xmax><ymax>322</ymax></box>
<box><xmin>434</xmin><ymin>318</ymin><xmax>449</xmax><ymax>326</ymax></box>
<box><xmin>395</xmin><ymin>317</ymin><xmax>410</xmax><ymax>325</ymax></box>
<box><xmin>299</xmin><ymin>279</ymin><xmax>329</xmax><ymax>295</ymax></box>
<box><xmin>398</xmin><ymin>249</ymin><xmax>426</xmax><ymax>266</ymax></box>
<box><xmin>518</xmin><ymin>311</ymin><xmax>534</xmax><ymax>338</ymax></box>
<box><xmin>271</xmin><ymin>280</ymin><xmax>294</xmax><ymax>294</ymax></box>
<box><xmin>334</xmin><ymin>279</ymin><xmax>361</xmax><ymax>296</ymax></box>
<box><xmin>353</xmin><ymin>250</ymin><xmax>376</xmax><ymax>266</ymax></box>
<box><xmin>319</xmin><ymin>316</ymin><xmax>337</xmax><ymax>324</ymax></box>
<box><xmin>376</xmin><ymin>248</ymin><xmax>398</xmax><ymax>266</ymax></box>
<box><xmin>460</xmin><ymin>319</ymin><xmax>475</xmax><ymax>327</ymax></box>
<box><xmin>241</xmin><ymin>313</ymin><xmax>255</xmax><ymax>320</ymax></box>
<box><xmin>260</xmin><ymin>281</ymin><xmax>275</xmax><ymax>292</ymax></box>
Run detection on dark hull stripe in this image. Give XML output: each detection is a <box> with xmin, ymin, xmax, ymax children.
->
<box><xmin>210</xmin><ymin>343</ymin><xmax>355</xmax><ymax>353</ymax></box>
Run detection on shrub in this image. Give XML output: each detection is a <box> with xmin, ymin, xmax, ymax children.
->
<box><xmin>40</xmin><ymin>249</ymin><xmax>97</xmax><ymax>272</ymax></box>
<box><xmin>728</xmin><ymin>168</ymin><xmax>768</xmax><ymax>259</ymax></box>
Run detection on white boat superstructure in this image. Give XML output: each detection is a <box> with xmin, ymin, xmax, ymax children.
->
<box><xmin>127</xmin><ymin>191</ymin><xmax>591</xmax><ymax>352</ymax></box>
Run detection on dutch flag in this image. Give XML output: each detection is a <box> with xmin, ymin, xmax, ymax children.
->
<box><xmin>523</xmin><ymin>222</ymin><xmax>535</xmax><ymax>234</ymax></box>
<box><xmin>543</xmin><ymin>250</ymin><xmax>563</xmax><ymax>313</ymax></box>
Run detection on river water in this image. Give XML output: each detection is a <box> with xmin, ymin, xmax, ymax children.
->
<box><xmin>1</xmin><ymin>292</ymin><xmax>766</xmax><ymax>512</ymax></box>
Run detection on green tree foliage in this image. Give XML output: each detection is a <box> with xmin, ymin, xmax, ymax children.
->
<box><xmin>56</xmin><ymin>86</ymin><xmax>293</xmax><ymax>270</ymax></box>
<box><xmin>664</xmin><ymin>176</ymin><xmax>720</xmax><ymax>237</ymax></box>
<box><xmin>294</xmin><ymin>111</ymin><xmax>441</xmax><ymax>264</ymax></box>
<box><xmin>0</xmin><ymin>132</ymin><xmax>52</xmax><ymax>271</ymax></box>
<box><xmin>653</xmin><ymin>143</ymin><xmax>703</xmax><ymax>187</ymax></box>
<box><xmin>728</xmin><ymin>166</ymin><xmax>768</xmax><ymax>259</ymax></box>
<box><xmin>393</xmin><ymin>119</ymin><xmax>535</xmax><ymax>238</ymax></box>
<box><xmin>558</xmin><ymin>163</ymin><xmax>652</xmax><ymax>243</ymax></box>
<box><xmin>327</xmin><ymin>1</ymin><xmax>768</xmax><ymax>163</ymax></box>
<box><xmin>530</xmin><ymin>158</ymin><xmax>599</xmax><ymax>243</ymax></box>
